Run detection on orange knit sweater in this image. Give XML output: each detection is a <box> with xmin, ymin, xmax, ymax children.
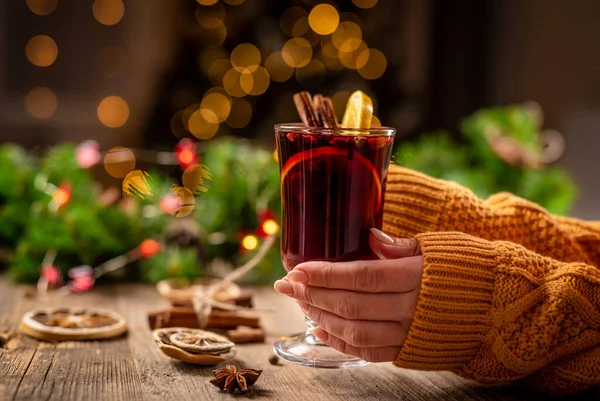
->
<box><xmin>382</xmin><ymin>165</ymin><xmax>600</xmax><ymax>395</ymax></box>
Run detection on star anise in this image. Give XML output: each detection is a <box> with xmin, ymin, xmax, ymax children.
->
<box><xmin>210</xmin><ymin>365</ymin><xmax>262</xmax><ymax>393</ymax></box>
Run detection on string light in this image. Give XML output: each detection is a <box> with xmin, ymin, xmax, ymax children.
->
<box><xmin>123</xmin><ymin>170</ymin><xmax>152</xmax><ymax>200</ymax></box>
<box><xmin>223</xmin><ymin>68</ymin><xmax>247</xmax><ymax>97</ymax></box>
<box><xmin>201</xmin><ymin>90</ymin><xmax>231</xmax><ymax>123</ymax></box>
<box><xmin>97</xmin><ymin>96</ymin><xmax>129</xmax><ymax>128</ymax></box>
<box><xmin>25</xmin><ymin>35</ymin><xmax>58</xmax><ymax>67</ymax></box>
<box><xmin>282</xmin><ymin>37</ymin><xmax>312</xmax><ymax>68</ymax></box>
<box><xmin>199</xmin><ymin>47</ymin><xmax>229</xmax><ymax>74</ymax></box>
<box><xmin>291</xmin><ymin>17</ymin><xmax>309</xmax><ymax>37</ymax></box>
<box><xmin>195</xmin><ymin>3</ymin><xmax>226</xmax><ymax>29</ymax></box>
<box><xmin>139</xmin><ymin>239</ymin><xmax>161</xmax><ymax>258</ymax></box>
<box><xmin>332</xmin><ymin>21</ymin><xmax>362</xmax><ymax>52</ymax></box>
<box><xmin>208</xmin><ymin>58</ymin><xmax>232</xmax><ymax>86</ymax></box>
<box><xmin>52</xmin><ymin>184</ymin><xmax>71</xmax><ymax>208</ymax></box>
<box><xmin>104</xmin><ymin>147</ymin><xmax>136</xmax><ymax>178</ymax></box>
<box><xmin>280</xmin><ymin>7</ymin><xmax>307</xmax><ymax>37</ymax></box>
<box><xmin>182</xmin><ymin>164</ymin><xmax>212</xmax><ymax>194</ymax></box>
<box><xmin>357</xmin><ymin>48</ymin><xmax>387</xmax><ymax>79</ymax></box>
<box><xmin>230</xmin><ymin>43</ymin><xmax>261</xmax><ymax>73</ymax></box>
<box><xmin>25</xmin><ymin>87</ymin><xmax>57</xmax><ymax>119</ymax></box>
<box><xmin>241</xmin><ymin>234</ymin><xmax>259</xmax><ymax>251</ymax></box>
<box><xmin>92</xmin><ymin>0</ymin><xmax>125</xmax><ymax>26</ymax></box>
<box><xmin>188</xmin><ymin>109</ymin><xmax>219</xmax><ymax>139</ymax></box>
<box><xmin>225</xmin><ymin>98</ymin><xmax>252</xmax><ymax>128</ymax></box>
<box><xmin>26</xmin><ymin>0</ymin><xmax>58</xmax><ymax>16</ymax></box>
<box><xmin>262</xmin><ymin>219</ymin><xmax>279</xmax><ymax>235</ymax></box>
<box><xmin>308</xmin><ymin>4</ymin><xmax>339</xmax><ymax>35</ymax></box>
<box><xmin>265</xmin><ymin>51</ymin><xmax>294</xmax><ymax>83</ymax></box>
<box><xmin>352</xmin><ymin>0</ymin><xmax>378</xmax><ymax>9</ymax></box>
<box><xmin>339</xmin><ymin>41</ymin><xmax>368</xmax><ymax>70</ymax></box>
<box><xmin>240</xmin><ymin>66</ymin><xmax>270</xmax><ymax>96</ymax></box>
<box><xmin>168</xmin><ymin>186</ymin><xmax>196</xmax><ymax>217</ymax></box>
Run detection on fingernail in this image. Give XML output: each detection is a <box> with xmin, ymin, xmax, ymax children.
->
<box><xmin>287</xmin><ymin>270</ymin><xmax>308</xmax><ymax>283</ymax></box>
<box><xmin>370</xmin><ymin>228</ymin><xmax>395</xmax><ymax>245</ymax></box>
<box><xmin>274</xmin><ymin>279</ymin><xmax>294</xmax><ymax>295</ymax></box>
<box><xmin>313</xmin><ymin>328</ymin><xmax>329</xmax><ymax>342</ymax></box>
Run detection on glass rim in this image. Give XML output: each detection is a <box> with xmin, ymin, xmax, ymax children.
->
<box><xmin>275</xmin><ymin>123</ymin><xmax>395</xmax><ymax>136</ymax></box>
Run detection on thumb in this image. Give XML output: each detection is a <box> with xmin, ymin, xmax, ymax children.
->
<box><xmin>369</xmin><ymin>228</ymin><xmax>421</xmax><ymax>259</ymax></box>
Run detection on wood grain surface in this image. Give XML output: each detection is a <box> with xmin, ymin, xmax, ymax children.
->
<box><xmin>0</xmin><ymin>277</ymin><xmax>590</xmax><ymax>401</ymax></box>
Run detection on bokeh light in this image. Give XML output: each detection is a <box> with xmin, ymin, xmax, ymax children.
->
<box><xmin>195</xmin><ymin>3</ymin><xmax>226</xmax><ymax>29</ymax></box>
<box><xmin>196</xmin><ymin>0</ymin><xmax>218</xmax><ymax>5</ymax></box>
<box><xmin>295</xmin><ymin>59</ymin><xmax>326</xmax><ymax>86</ymax></box>
<box><xmin>292</xmin><ymin>17</ymin><xmax>309</xmax><ymax>37</ymax></box>
<box><xmin>104</xmin><ymin>147</ymin><xmax>136</xmax><ymax>178</ymax></box>
<box><xmin>25</xmin><ymin>87</ymin><xmax>57</xmax><ymax>119</ymax></box>
<box><xmin>332</xmin><ymin>21</ymin><xmax>362</xmax><ymax>52</ymax></box>
<box><xmin>273</xmin><ymin>149</ymin><xmax>278</xmax><ymax>163</ymax></box>
<box><xmin>201</xmin><ymin>90</ymin><xmax>231</xmax><ymax>123</ymax></box>
<box><xmin>339</xmin><ymin>41</ymin><xmax>368</xmax><ymax>70</ymax></box>
<box><xmin>352</xmin><ymin>0</ymin><xmax>378</xmax><ymax>9</ymax></box>
<box><xmin>25</xmin><ymin>35</ymin><xmax>58</xmax><ymax>67</ymax></box>
<box><xmin>241</xmin><ymin>234</ymin><xmax>258</xmax><ymax>251</ymax></box>
<box><xmin>168</xmin><ymin>186</ymin><xmax>196</xmax><ymax>217</ymax></box>
<box><xmin>262</xmin><ymin>219</ymin><xmax>279</xmax><ymax>235</ymax></box>
<box><xmin>188</xmin><ymin>109</ymin><xmax>219</xmax><ymax>139</ymax></box>
<box><xmin>280</xmin><ymin>7</ymin><xmax>307</xmax><ymax>37</ymax></box>
<box><xmin>170</xmin><ymin>110</ymin><xmax>188</xmax><ymax>138</ymax></box>
<box><xmin>265</xmin><ymin>51</ymin><xmax>294</xmax><ymax>82</ymax></box>
<box><xmin>308</xmin><ymin>4</ymin><xmax>339</xmax><ymax>35</ymax></box>
<box><xmin>230</xmin><ymin>43</ymin><xmax>261</xmax><ymax>73</ymax></box>
<box><xmin>240</xmin><ymin>66</ymin><xmax>270</xmax><ymax>96</ymax></box>
<box><xmin>226</xmin><ymin>98</ymin><xmax>252</xmax><ymax>128</ymax></box>
<box><xmin>358</xmin><ymin>48</ymin><xmax>387</xmax><ymax>79</ymax></box>
<box><xmin>223</xmin><ymin>68</ymin><xmax>247</xmax><ymax>97</ymax></box>
<box><xmin>198</xmin><ymin>24</ymin><xmax>227</xmax><ymax>46</ymax></box>
<box><xmin>198</xmin><ymin>46</ymin><xmax>228</xmax><ymax>74</ymax></box>
<box><xmin>122</xmin><ymin>170</ymin><xmax>152</xmax><ymax>200</ymax></box>
<box><xmin>26</xmin><ymin>0</ymin><xmax>58</xmax><ymax>16</ymax></box>
<box><xmin>92</xmin><ymin>0</ymin><xmax>125</xmax><ymax>26</ymax></box>
<box><xmin>331</xmin><ymin>91</ymin><xmax>351</xmax><ymax>121</ymax></box>
<box><xmin>97</xmin><ymin>96</ymin><xmax>130</xmax><ymax>128</ymax></box>
<box><xmin>182</xmin><ymin>164</ymin><xmax>212</xmax><ymax>194</ymax></box>
<box><xmin>207</xmin><ymin>58</ymin><xmax>232</xmax><ymax>86</ymax></box>
<box><xmin>282</xmin><ymin>37</ymin><xmax>313</xmax><ymax>68</ymax></box>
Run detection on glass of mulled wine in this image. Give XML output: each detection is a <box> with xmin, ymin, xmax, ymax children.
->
<box><xmin>273</xmin><ymin>123</ymin><xmax>395</xmax><ymax>368</ymax></box>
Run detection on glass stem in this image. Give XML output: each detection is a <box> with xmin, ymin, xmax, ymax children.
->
<box><xmin>304</xmin><ymin>315</ymin><xmax>324</xmax><ymax>345</ymax></box>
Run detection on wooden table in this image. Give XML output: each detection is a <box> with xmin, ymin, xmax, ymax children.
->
<box><xmin>0</xmin><ymin>277</ymin><xmax>588</xmax><ymax>401</ymax></box>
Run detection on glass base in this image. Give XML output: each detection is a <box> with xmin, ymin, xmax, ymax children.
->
<box><xmin>273</xmin><ymin>317</ymin><xmax>370</xmax><ymax>369</ymax></box>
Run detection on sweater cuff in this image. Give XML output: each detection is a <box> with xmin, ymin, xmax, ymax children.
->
<box><xmin>394</xmin><ymin>232</ymin><xmax>498</xmax><ymax>371</ymax></box>
<box><xmin>382</xmin><ymin>166</ymin><xmax>450</xmax><ymax>238</ymax></box>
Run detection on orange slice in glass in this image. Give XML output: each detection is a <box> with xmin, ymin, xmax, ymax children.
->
<box><xmin>280</xmin><ymin>147</ymin><xmax>383</xmax><ymax>212</ymax></box>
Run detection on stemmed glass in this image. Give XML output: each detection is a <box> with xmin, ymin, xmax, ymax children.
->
<box><xmin>273</xmin><ymin>124</ymin><xmax>395</xmax><ymax>368</ymax></box>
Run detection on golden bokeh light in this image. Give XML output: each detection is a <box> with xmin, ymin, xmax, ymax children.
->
<box><xmin>295</xmin><ymin>59</ymin><xmax>325</xmax><ymax>86</ymax></box>
<box><xmin>200</xmin><ymin>91</ymin><xmax>231</xmax><ymax>123</ymax></box>
<box><xmin>25</xmin><ymin>35</ymin><xmax>58</xmax><ymax>67</ymax></box>
<box><xmin>26</xmin><ymin>0</ymin><xmax>58</xmax><ymax>16</ymax></box>
<box><xmin>332</xmin><ymin>21</ymin><xmax>362</xmax><ymax>53</ymax></box>
<box><xmin>170</xmin><ymin>110</ymin><xmax>188</xmax><ymax>138</ymax></box>
<box><xmin>195</xmin><ymin>3</ymin><xmax>226</xmax><ymax>29</ymax></box>
<box><xmin>182</xmin><ymin>164</ymin><xmax>212</xmax><ymax>194</ymax></box>
<box><xmin>331</xmin><ymin>91</ymin><xmax>351</xmax><ymax>121</ymax></box>
<box><xmin>199</xmin><ymin>47</ymin><xmax>228</xmax><ymax>73</ymax></box>
<box><xmin>240</xmin><ymin>66</ymin><xmax>270</xmax><ymax>96</ymax></box>
<box><xmin>123</xmin><ymin>170</ymin><xmax>152</xmax><ymax>200</ymax></box>
<box><xmin>207</xmin><ymin>58</ymin><xmax>232</xmax><ymax>86</ymax></box>
<box><xmin>223</xmin><ymin>0</ymin><xmax>245</xmax><ymax>4</ymax></box>
<box><xmin>182</xmin><ymin>103</ymin><xmax>200</xmax><ymax>130</ymax></box>
<box><xmin>168</xmin><ymin>186</ymin><xmax>196</xmax><ymax>217</ymax></box>
<box><xmin>97</xmin><ymin>96</ymin><xmax>129</xmax><ymax>128</ymax></box>
<box><xmin>282</xmin><ymin>37</ymin><xmax>312</xmax><ymax>68</ymax></box>
<box><xmin>265</xmin><ymin>51</ymin><xmax>294</xmax><ymax>82</ymax></box>
<box><xmin>188</xmin><ymin>109</ymin><xmax>219</xmax><ymax>140</ymax></box>
<box><xmin>262</xmin><ymin>219</ymin><xmax>279</xmax><ymax>235</ymax></box>
<box><xmin>308</xmin><ymin>4</ymin><xmax>339</xmax><ymax>35</ymax></box>
<box><xmin>339</xmin><ymin>40</ymin><xmax>368</xmax><ymax>70</ymax></box>
<box><xmin>104</xmin><ymin>147</ymin><xmax>136</xmax><ymax>178</ymax></box>
<box><xmin>292</xmin><ymin>17</ymin><xmax>309</xmax><ymax>37</ymax></box>
<box><xmin>226</xmin><ymin>98</ymin><xmax>252</xmax><ymax>128</ymax></box>
<box><xmin>196</xmin><ymin>0</ymin><xmax>218</xmax><ymax>5</ymax></box>
<box><xmin>25</xmin><ymin>87</ymin><xmax>57</xmax><ymax>119</ymax></box>
<box><xmin>199</xmin><ymin>24</ymin><xmax>227</xmax><ymax>46</ymax></box>
<box><xmin>97</xmin><ymin>46</ymin><xmax>127</xmax><ymax>77</ymax></box>
<box><xmin>320</xmin><ymin>36</ymin><xmax>339</xmax><ymax>58</ymax></box>
<box><xmin>223</xmin><ymin>68</ymin><xmax>247</xmax><ymax>97</ymax></box>
<box><xmin>352</xmin><ymin>0</ymin><xmax>378</xmax><ymax>9</ymax></box>
<box><xmin>319</xmin><ymin>52</ymin><xmax>343</xmax><ymax>71</ymax></box>
<box><xmin>358</xmin><ymin>48</ymin><xmax>387</xmax><ymax>80</ymax></box>
<box><xmin>92</xmin><ymin>0</ymin><xmax>124</xmax><ymax>26</ymax></box>
<box><xmin>241</xmin><ymin>234</ymin><xmax>258</xmax><ymax>251</ymax></box>
<box><xmin>280</xmin><ymin>7</ymin><xmax>307</xmax><ymax>37</ymax></box>
<box><xmin>230</xmin><ymin>43</ymin><xmax>261</xmax><ymax>73</ymax></box>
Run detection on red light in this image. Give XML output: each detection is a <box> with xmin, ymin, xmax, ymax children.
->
<box><xmin>178</xmin><ymin>149</ymin><xmax>195</xmax><ymax>165</ymax></box>
<box><xmin>139</xmin><ymin>239</ymin><xmax>161</xmax><ymax>258</ymax></box>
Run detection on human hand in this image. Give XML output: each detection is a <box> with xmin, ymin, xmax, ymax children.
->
<box><xmin>274</xmin><ymin>228</ymin><xmax>423</xmax><ymax>362</ymax></box>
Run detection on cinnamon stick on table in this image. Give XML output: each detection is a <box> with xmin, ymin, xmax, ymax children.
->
<box><xmin>148</xmin><ymin>307</ymin><xmax>260</xmax><ymax>330</ymax></box>
<box><xmin>226</xmin><ymin>328</ymin><xmax>265</xmax><ymax>344</ymax></box>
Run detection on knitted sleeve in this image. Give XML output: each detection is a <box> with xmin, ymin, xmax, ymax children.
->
<box><xmin>393</xmin><ymin>232</ymin><xmax>600</xmax><ymax>395</ymax></box>
<box><xmin>382</xmin><ymin>165</ymin><xmax>600</xmax><ymax>267</ymax></box>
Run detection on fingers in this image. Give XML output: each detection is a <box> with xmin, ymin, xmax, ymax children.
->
<box><xmin>275</xmin><ymin>280</ymin><xmax>418</xmax><ymax>321</ymax></box>
<box><xmin>312</xmin><ymin>328</ymin><xmax>401</xmax><ymax>363</ymax></box>
<box><xmin>284</xmin><ymin>256</ymin><xmax>423</xmax><ymax>292</ymax></box>
<box><xmin>369</xmin><ymin>229</ymin><xmax>421</xmax><ymax>260</ymax></box>
<box><xmin>300</xmin><ymin>302</ymin><xmax>408</xmax><ymax>347</ymax></box>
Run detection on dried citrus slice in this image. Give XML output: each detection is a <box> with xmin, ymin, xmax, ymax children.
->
<box><xmin>280</xmin><ymin>147</ymin><xmax>382</xmax><ymax>212</ymax></box>
<box><xmin>341</xmin><ymin>90</ymin><xmax>373</xmax><ymax>129</ymax></box>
